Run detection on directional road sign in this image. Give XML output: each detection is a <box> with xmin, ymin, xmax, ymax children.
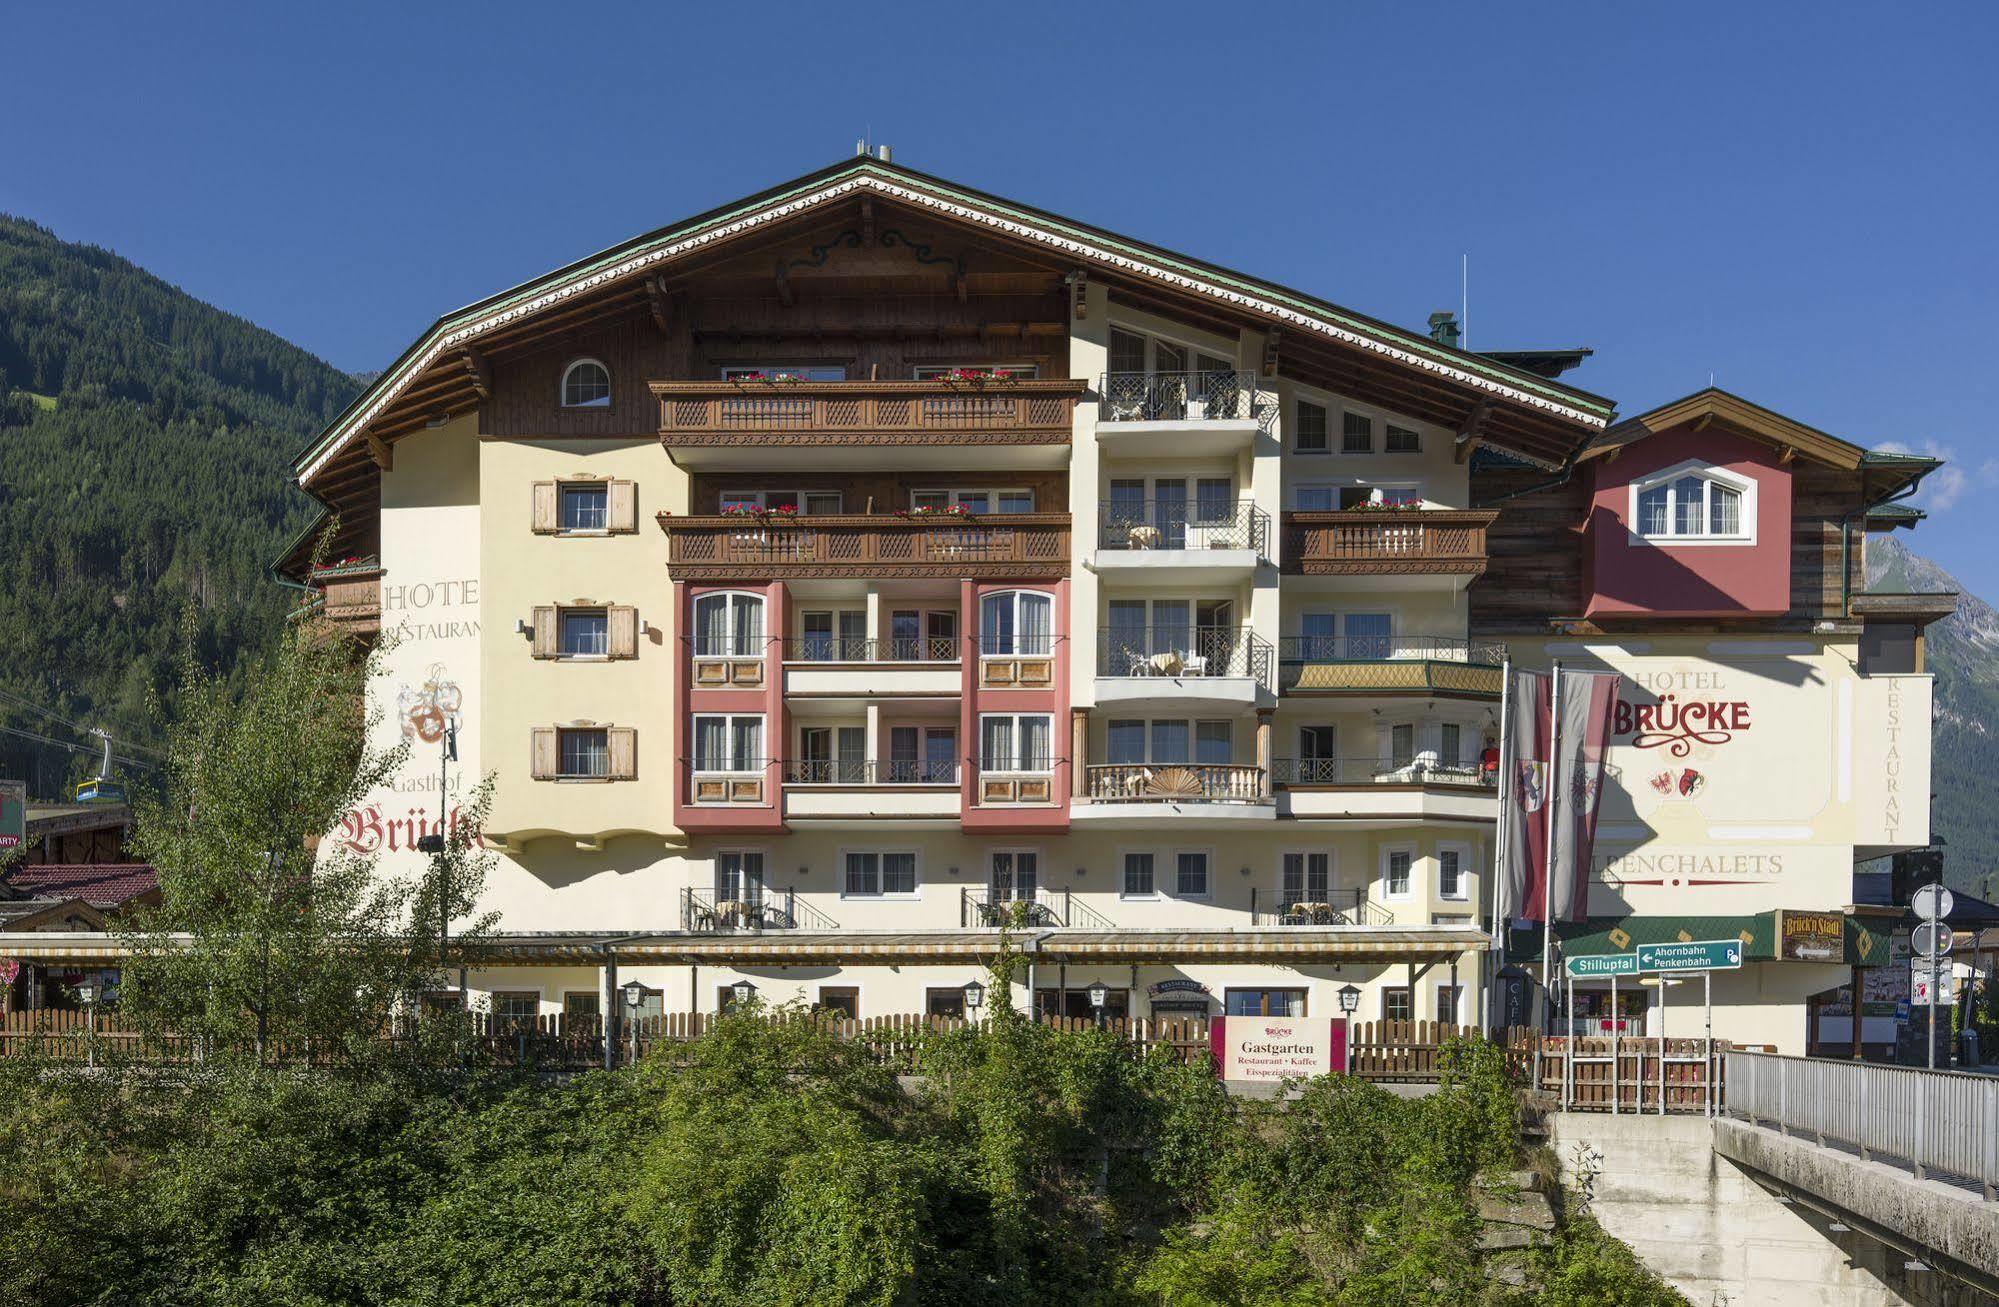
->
<box><xmin>1565</xmin><ymin>953</ymin><xmax>1639</xmax><ymax>979</ymax></box>
<box><xmin>1636</xmin><ymin>939</ymin><xmax>1744</xmax><ymax>972</ymax></box>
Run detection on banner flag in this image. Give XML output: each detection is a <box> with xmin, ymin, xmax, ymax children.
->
<box><xmin>1502</xmin><ymin>669</ymin><xmax>1552</xmax><ymax>922</ymax></box>
<box><xmin>1549</xmin><ymin>671</ymin><xmax>1622</xmax><ymax>924</ymax></box>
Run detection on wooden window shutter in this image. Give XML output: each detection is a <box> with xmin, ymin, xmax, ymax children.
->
<box><xmin>608</xmin><ymin>480</ymin><xmax>638</xmax><ymax>533</ymax></box>
<box><xmin>530</xmin><ymin>728</ymin><xmax>557</xmax><ymax>780</ymax></box>
<box><xmin>532</xmin><ymin>481</ymin><xmax>559</xmax><ymax>534</ymax></box>
<box><xmin>531</xmin><ymin>606</ymin><xmax>558</xmax><ymax>658</ymax></box>
<box><xmin>607</xmin><ymin>726</ymin><xmax>637</xmax><ymax>780</ymax></box>
<box><xmin>608</xmin><ymin>605</ymin><xmax>639</xmax><ymax>659</ymax></box>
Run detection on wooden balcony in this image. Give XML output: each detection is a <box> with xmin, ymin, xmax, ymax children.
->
<box><xmin>653</xmin><ymin>379</ymin><xmax>1084</xmax><ymax>448</ymax></box>
<box><xmin>659</xmin><ymin>513</ymin><xmax>1071</xmax><ymax>581</ymax></box>
<box><xmin>1281</xmin><ymin>510</ymin><xmax>1496</xmax><ymax>576</ymax></box>
<box><xmin>310</xmin><ymin>561</ymin><xmax>382</xmax><ymax>638</ymax></box>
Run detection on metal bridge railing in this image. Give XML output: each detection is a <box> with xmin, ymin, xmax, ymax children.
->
<box><xmin>1724</xmin><ymin>1049</ymin><xmax>1999</xmax><ymax>1199</ymax></box>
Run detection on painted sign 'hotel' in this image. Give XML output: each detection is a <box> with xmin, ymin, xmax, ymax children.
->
<box><xmin>280</xmin><ymin>154</ymin><xmax>1946</xmax><ymax>1051</ymax></box>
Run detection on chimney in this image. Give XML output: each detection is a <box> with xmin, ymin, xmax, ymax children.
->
<box><xmin>877</xmin><ymin>144</ymin><xmax>893</xmax><ymax>163</ymax></box>
<box><xmin>1428</xmin><ymin>311</ymin><xmax>1461</xmax><ymax>349</ymax></box>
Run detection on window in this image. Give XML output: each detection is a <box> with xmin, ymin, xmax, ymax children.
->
<box><xmin>1439</xmin><ymin>723</ymin><xmax>1463</xmax><ymax>767</ymax></box>
<box><xmin>1436</xmin><ymin>985</ymin><xmax>1463</xmax><ymax>1025</ymax></box>
<box><xmin>1389</xmin><ymin>724</ymin><xmax>1415</xmax><ymax>769</ymax></box>
<box><xmin>844</xmin><ymin>850</ymin><xmax>918</xmax><ymax>898</ymax></box>
<box><xmin>693</xmin><ymin>715</ymin><xmax>763</xmax><ymax>772</ymax></box>
<box><xmin>721</xmin><ymin>364</ymin><xmax>847</xmax><ymax>381</ymax></box>
<box><xmin>980</xmin><ymin>591</ymin><xmax>1053</xmax><ymax>656</ymax></box>
<box><xmin>1382</xmin><ymin>987</ymin><xmax>1414</xmax><ymax>1022</ymax></box>
<box><xmin>716</xmin><ymin>850</ymin><xmax>765</xmax><ymax>902</ymax></box>
<box><xmin>913</xmin><ymin>487</ymin><xmax>1035</xmax><ymax>513</ymax></box>
<box><xmin>561</xmin><ymin>359</ymin><xmax>611</xmax><ymax>408</ymax></box>
<box><xmin>981</xmin><ymin>714</ymin><xmax>1053</xmax><ymax>773</ymax></box>
<box><xmin>558</xmin><ymin>728</ymin><xmax>609</xmax><ymax>779</ymax></box>
<box><xmin>1105</xmin><ymin>719</ymin><xmax>1232</xmax><ymax>765</ymax></box>
<box><xmin>1342</xmin><ymin>411</ymin><xmax>1373</xmax><ymax>453</ymax></box>
<box><xmin>1123</xmin><ymin>852</ymin><xmax>1156</xmax><ymax>898</ymax></box>
<box><xmin>719</xmin><ymin>489</ymin><xmax>842</xmax><ymax>515</ymax></box>
<box><xmin>926</xmin><ymin>987</ymin><xmax>967</xmax><ymax>1018</ymax></box>
<box><xmin>1282</xmin><ymin>852</ymin><xmax>1331</xmax><ymax>905</ymax></box>
<box><xmin>1295</xmin><ymin>401</ymin><xmax>1329</xmax><ymax>453</ymax></box>
<box><xmin>1226</xmin><ymin>988</ymin><xmax>1305</xmax><ymax>1017</ymax></box>
<box><xmin>818</xmin><ymin>986</ymin><xmax>860</xmax><ymax>1019</ymax></box>
<box><xmin>693</xmin><ymin>592</ymin><xmax>764</xmax><ymax>657</ymax></box>
<box><xmin>1438</xmin><ymin>846</ymin><xmax>1466</xmax><ymax>900</ymax></box>
<box><xmin>560</xmin><ymin>482</ymin><xmax>608</xmax><ymax>531</ymax></box>
<box><xmin>799</xmin><ymin>610</ymin><xmax>866</xmax><ymax>661</ymax></box>
<box><xmin>1176</xmin><ymin>850</ymin><xmax>1210</xmax><ymax>898</ymax></box>
<box><xmin>1631</xmin><ymin>463</ymin><xmax>1753</xmax><ymax>543</ymax></box>
<box><xmin>560</xmin><ymin>609</ymin><xmax>608</xmax><ymax>657</ymax></box>
<box><xmin>1384</xmin><ymin>848</ymin><xmax>1413</xmax><ymax>898</ymax></box>
<box><xmin>624</xmin><ymin>986</ymin><xmax>664</xmax><ymax>1022</ymax></box>
<box><xmin>989</xmin><ymin>849</ymin><xmax>1038</xmax><ymax>902</ymax></box>
<box><xmin>1385</xmin><ymin>423</ymin><xmax>1421</xmax><ymax>454</ymax></box>
<box><xmin>491</xmin><ymin>991</ymin><xmax>540</xmax><ymax>1029</ymax></box>
<box><xmin>1299</xmin><ymin>611</ymin><xmax>1393</xmax><ymax>660</ymax></box>
<box><xmin>563</xmin><ymin>991</ymin><xmax>601</xmax><ymax>1027</ymax></box>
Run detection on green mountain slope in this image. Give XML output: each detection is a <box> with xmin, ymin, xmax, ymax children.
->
<box><xmin>0</xmin><ymin>215</ymin><xmax>360</xmax><ymax>797</ymax></box>
<box><xmin>1867</xmin><ymin>535</ymin><xmax>1999</xmax><ymax>893</ymax></box>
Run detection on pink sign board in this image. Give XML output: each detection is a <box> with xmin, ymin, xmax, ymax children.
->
<box><xmin>1210</xmin><ymin>1016</ymin><xmax>1346</xmax><ymax>1081</ymax></box>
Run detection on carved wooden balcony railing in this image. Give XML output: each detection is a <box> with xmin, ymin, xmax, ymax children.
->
<box><xmin>653</xmin><ymin>379</ymin><xmax>1084</xmax><ymax>447</ymax></box>
<box><xmin>659</xmin><ymin>513</ymin><xmax>1070</xmax><ymax>580</ymax></box>
<box><xmin>1281</xmin><ymin>510</ymin><xmax>1497</xmax><ymax>576</ymax></box>
<box><xmin>309</xmin><ymin>560</ymin><xmax>383</xmax><ymax>638</ymax></box>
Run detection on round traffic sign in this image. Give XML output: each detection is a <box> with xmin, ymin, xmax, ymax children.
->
<box><xmin>1912</xmin><ymin>883</ymin><xmax>1954</xmax><ymax>921</ymax></box>
<box><xmin>1912</xmin><ymin>920</ymin><xmax>1954</xmax><ymax>958</ymax></box>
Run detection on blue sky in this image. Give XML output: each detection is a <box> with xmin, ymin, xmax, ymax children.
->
<box><xmin>5</xmin><ymin>3</ymin><xmax>1993</xmax><ymax>590</ymax></box>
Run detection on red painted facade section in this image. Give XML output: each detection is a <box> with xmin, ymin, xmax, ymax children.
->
<box><xmin>961</xmin><ymin>577</ymin><xmax>1071</xmax><ymax>834</ymax></box>
<box><xmin>1583</xmin><ymin>425</ymin><xmax>1792</xmax><ymax>618</ymax></box>
<box><xmin>673</xmin><ymin>579</ymin><xmax>786</xmax><ymax>834</ymax></box>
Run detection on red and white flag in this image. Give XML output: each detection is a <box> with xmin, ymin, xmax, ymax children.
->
<box><xmin>1549</xmin><ymin>671</ymin><xmax>1621</xmax><ymax>925</ymax></box>
<box><xmin>1500</xmin><ymin>669</ymin><xmax>1552</xmax><ymax>922</ymax></box>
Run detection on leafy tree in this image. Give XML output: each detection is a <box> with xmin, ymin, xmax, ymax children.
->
<box><xmin>120</xmin><ymin>612</ymin><xmax>491</xmax><ymax>1065</ymax></box>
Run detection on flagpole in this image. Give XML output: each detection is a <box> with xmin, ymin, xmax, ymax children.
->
<box><xmin>1543</xmin><ymin>661</ymin><xmax>1564</xmax><ymax>1053</ymax></box>
<box><xmin>1485</xmin><ymin>655</ymin><xmax>1512</xmax><ymax>1037</ymax></box>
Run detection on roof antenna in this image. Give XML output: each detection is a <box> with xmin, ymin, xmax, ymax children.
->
<box><xmin>1460</xmin><ymin>254</ymin><xmax>1469</xmax><ymax>352</ymax></box>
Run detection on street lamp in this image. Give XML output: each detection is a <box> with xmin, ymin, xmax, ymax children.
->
<box><xmin>621</xmin><ymin>980</ymin><xmax>647</xmax><ymax>1067</ymax></box>
<box><xmin>1336</xmin><ymin>984</ymin><xmax>1361</xmax><ymax>1073</ymax></box>
<box><xmin>77</xmin><ymin>982</ymin><xmax>98</xmax><ymax>1071</ymax></box>
<box><xmin>962</xmin><ymin>978</ymin><xmax>986</xmax><ymax>1019</ymax></box>
<box><xmin>730</xmin><ymin>978</ymin><xmax>757</xmax><ymax>1012</ymax></box>
<box><xmin>1087</xmin><ymin>979</ymin><xmax>1109</xmax><ymax>1028</ymax></box>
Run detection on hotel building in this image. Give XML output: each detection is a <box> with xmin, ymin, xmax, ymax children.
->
<box><xmin>274</xmin><ymin>156</ymin><xmax>1944</xmax><ymax>1051</ymax></box>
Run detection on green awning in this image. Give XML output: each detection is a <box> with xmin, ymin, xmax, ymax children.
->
<box><xmin>1507</xmin><ymin>911</ymin><xmax>1893</xmax><ymax>968</ymax></box>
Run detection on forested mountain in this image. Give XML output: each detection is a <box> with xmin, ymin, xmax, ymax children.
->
<box><xmin>0</xmin><ymin>215</ymin><xmax>360</xmax><ymax>797</ymax></box>
<box><xmin>1867</xmin><ymin>535</ymin><xmax>1999</xmax><ymax>892</ymax></box>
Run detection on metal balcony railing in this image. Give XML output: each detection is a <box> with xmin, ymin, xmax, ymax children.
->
<box><xmin>681</xmin><ymin>887</ymin><xmax>838</xmax><ymax>933</ymax></box>
<box><xmin>1098</xmin><ymin>370</ymin><xmax>1265</xmax><ymax>424</ymax></box>
<box><xmin>1249</xmin><ymin>887</ymin><xmax>1396</xmax><ymax>927</ymax></box>
<box><xmin>782</xmin><ymin>636</ymin><xmax>961</xmax><ymax>663</ymax></box>
<box><xmin>783</xmin><ymin>759</ymin><xmax>960</xmax><ymax>785</ymax></box>
<box><xmin>1085</xmin><ymin>763</ymin><xmax>1268</xmax><ymax>803</ymax></box>
<box><xmin>1098</xmin><ymin>499</ymin><xmax>1269</xmax><ymax>554</ymax></box>
<box><xmin>1098</xmin><ymin>626</ymin><xmax>1273</xmax><ymax>686</ymax></box>
<box><xmin>1272</xmin><ymin>756</ymin><xmax>1495</xmax><ymax>788</ymax></box>
<box><xmin>959</xmin><ymin>886</ymin><xmax>1115</xmax><ymax>929</ymax></box>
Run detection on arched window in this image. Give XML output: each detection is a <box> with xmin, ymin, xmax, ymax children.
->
<box><xmin>561</xmin><ymin>358</ymin><xmax>612</xmax><ymax>409</ymax></box>
<box><xmin>1630</xmin><ymin>462</ymin><xmax>1754</xmax><ymax>543</ymax></box>
<box><xmin>979</xmin><ymin>590</ymin><xmax>1053</xmax><ymax>656</ymax></box>
<box><xmin>693</xmin><ymin>591</ymin><xmax>764</xmax><ymax>657</ymax></box>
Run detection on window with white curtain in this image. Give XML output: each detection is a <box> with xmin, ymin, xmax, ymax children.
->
<box><xmin>693</xmin><ymin>591</ymin><xmax>764</xmax><ymax>656</ymax></box>
<box><xmin>1631</xmin><ymin>463</ymin><xmax>1753</xmax><ymax>542</ymax></box>
<box><xmin>979</xmin><ymin>590</ymin><xmax>1053</xmax><ymax>655</ymax></box>
<box><xmin>980</xmin><ymin>714</ymin><xmax>1053</xmax><ymax>773</ymax></box>
<box><xmin>844</xmin><ymin>851</ymin><xmax>918</xmax><ymax>897</ymax></box>
<box><xmin>560</xmin><ymin>359</ymin><xmax>611</xmax><ymax>408</ymax></box>
<box><xmin>693</xmin><ymin>714</ymin><xmax>762</xmax><ymax>772</ymax></box>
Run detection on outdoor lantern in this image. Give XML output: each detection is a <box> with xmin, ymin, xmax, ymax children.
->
<box><xmin>962</xmin><ymin>979</ymin><xmax>986</xmax><ymax>1012</ymax></box>
<box><xmin>731</xmin><ymin>978</ymin><xmax>757</xmax><ymax>1009</ymax></box>
<box><xmin>621</xmin><ymin>979</ymin><xmax>647</xmax><ymax>1013</ymax></box>
<box><xmin>1087</xmin><ymin>980</ymin><xmax>1108</xmax><ymax>1010</ymax></box>
<box><xmin>1337</xmin><ymin>983</ymin><xmax>1361</xmax><ymax>1016</ymax></box>
<box><xmin>76</xmin><ymin>982</ymin><xmax>97</xmax><ymax>1006</ymax></box>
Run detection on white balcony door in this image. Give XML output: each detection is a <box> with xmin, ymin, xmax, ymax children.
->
<box><xmin>990</xmin><ymin>850</ymin><xmax>1038</xmax><ymax>903</ymax></box>
<box><xmin>717</xmin><ymin>850</ymin><xmax>765</xmax><ymax>905</ymax></box>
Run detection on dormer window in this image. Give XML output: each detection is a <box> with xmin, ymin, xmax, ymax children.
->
<box><xmin>561</xmin><ymin>359</ymin><xmax>612</xmax><ymax>408</ymax></box>
<box><xmin>1631</xmin><ymin>462</ymin><xmax>1754</xmax><ymax>544</ymax></box>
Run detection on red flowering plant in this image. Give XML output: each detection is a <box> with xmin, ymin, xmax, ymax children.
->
<box><xmin>896</xmin><ymin>502</ymin><xmax>972</xmax><ymax>519</ymax></box>
<box><xmin>728</xmin><ymin>371</ymin><xmax>801</xmax><ymax>385</ymax></box>
<box><xmin>938</xmin><ymin>367</ymin><xmax>1014</xmax><ymax>385</ymax></box>
<box><xmin>720</xmin><ymin>504</ymin><xmax>761</xmax><ymax>518</ymax></box>
<box><xmin>764</xmin><ymin>502</ymin><xmax>800</xmax><ymax>519</ymax></box>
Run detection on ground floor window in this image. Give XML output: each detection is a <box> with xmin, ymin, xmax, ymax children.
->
<box><xmin>925</xmin><ymin>987</ymin><xmax>967</xmax><ymax>1019</ymax></box>
<box><xmin>817</xmin><ymin>986</ymin><xmax>859</xmax><ymax>1019</ymax></box>
<box><xmin>490</xmin><ymin>991</ymin><xmax>540</xmax><ymax>1029</ymax></box>
<box><xmin>563</xmin><ymin>991</ymin><xmax>601</xmax><ymax>1029</ymax></box>
<box><xmin>626</xmin><ymin>986</ymin><xmax>664</xmax><ymax>1023</ymax></box>
<box><xmin>1435</xmin><ymin>985</ymin><xmax>1462</xmax><ymax>1025</ymax></box>
<box><xmin>1226</xmin><ymin>987</ymin><xmax>1305</xmax><ymax>1017</ymax></box>
<box><xmin>1381</xmin><ymin>986</ymin><xmax>1414</xmax><ymax>1022</ymax></box>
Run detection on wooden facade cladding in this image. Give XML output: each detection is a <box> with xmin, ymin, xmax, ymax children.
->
<box><xmin>312</xmin><ymin>564</ymin><xmax>383</xmax><ymax>638</ymax></box>
<box><xmin>652</xmin><ymin>379</ymin><xmax>1083</xmax><ymax>447</ymax></box>
<box><xmin>658</xmin><ymin>513</ymin><xmax>1071</xmax><ymax>581</ymax></box>
<box><xmin>1281</xmin><ymin>511</ymin><xmax>1496</xmax><ymax>576</ymax></box>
